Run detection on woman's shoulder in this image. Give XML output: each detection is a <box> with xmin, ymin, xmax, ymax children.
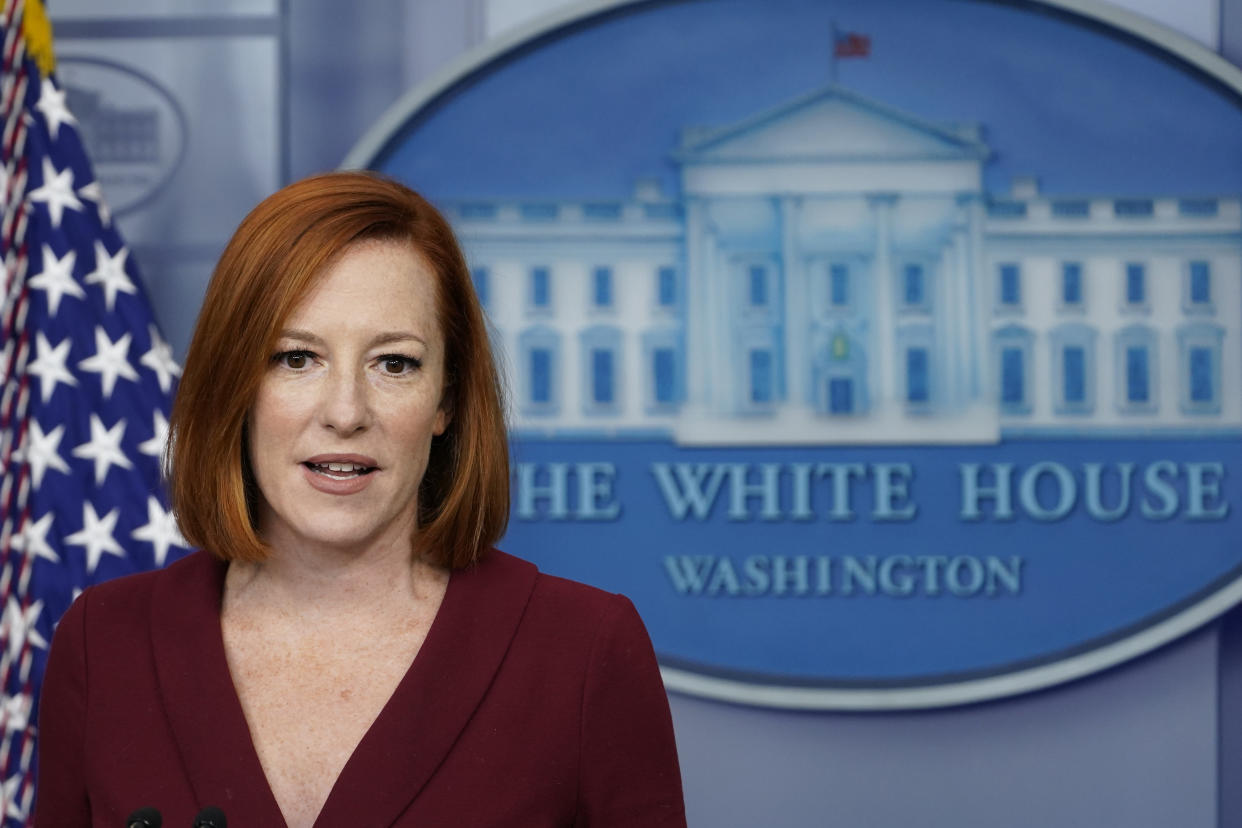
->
<box><xmin>468</xmin><ymin>548</ymin><xmax>649</xmax><ymax>649</ymax></box>
<box><xmin>71</xmin><ymin>549</ymin><xmax>221</xmax><ymax>625</ymax></box>
<box><xmin>472</xmin><ymin>548</ymin><xmax>630</xmax><ymax>613</ymax></box>
<box><xmin>89</xmin><ymin>548</ymin><xmax>216</xmax><ymax>596</ymax></box>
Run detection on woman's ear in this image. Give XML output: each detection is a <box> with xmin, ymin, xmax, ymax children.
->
<box><xmin>434</xmin><ymin>383</ymin><xmax>453</xmax><ymax>436</ymax></box>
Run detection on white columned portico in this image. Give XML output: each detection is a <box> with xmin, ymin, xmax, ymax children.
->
<box><xmin>684</xmin><ymin>198</ymin><xmax>710</xmax><ymax>411</ymax></box>
<box><xmin>869</xmin><ymin>193</ymin><xmax>898</xmax><ymax>409</ymax></box>
<box><xmin>670</xmin><ymin>83</ymin><xmax>998</xmax><ymax>442</ymax></box>
<box><xmin>953</xmin><ymin>223</ymin><xmax>974</xmax><ymax>405</ymax></box>
<box><xmin>938</xmin><ymin>239</ymin><xmax>959</xmax><ymax>410</ymax></box>
<box><xmin>704</xmin><ymin>221</ymin><xmax>729</xmax><ymax>415</ymax></box>
<box><xmin>779</xmin><ymin>196</ymin><xmax>807</xmax><ymax>409</ymax></box>
<box><xmin>960</xmin><ymin>193</ymin><xmax>987</xmax><ymax>400</ymax></box>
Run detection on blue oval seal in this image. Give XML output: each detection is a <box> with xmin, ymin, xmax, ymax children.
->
<box><xmin>56</xmin><ymin>56</ymin><xmax>189</xmax><ymax>217</ymax></box>
<box><xmin>346</xmin><ymin>0</ymin><xmax>1242</xmax><ymax>709</ymax></box>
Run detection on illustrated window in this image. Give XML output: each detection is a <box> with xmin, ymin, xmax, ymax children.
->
<box><xmin>1185</xmin><ymin>260</ymin><xmax>1213</xmax><ymax>313</ymax></box>
<box><xmin>530</xmin><ymin>266</ymin><xmax>552</xmax><ymax>310</ymax></box>
<box><xmin>657</xmin><ymin>266</ymin><xmax>677</xmax><ymax>308</ymax></box>
<box><xmin>590</xmin><ymin>348</ymin><xmax>614</xmax><ymax>404</ymax></box>
<box><xmin>1061</xmin><ymin>262</ymin><xmax>1083</xmax><ymax>309</ymax></box>
<box><xmin>1000</xmin><ymin>347</ymin><xmax>1025</xmax><ymax>407</ymax></box>
<box><xmin>748</xmin><ymin>264</ymin><xmax>768</xmax><ymax>307</ymax></box>
<box><xmin>1062</xmin><ymin>347</ymin><xmax>1086</xmax><ymax>405</ymax></box>
<box><xmin>749</xmin><ymin>349</ymin><xmax>774</xmax><ymax>404</ymax></box>
<box><xmin>579</xmin><ymin>326</ymin><xmax>623</xmax><ymax>415</ymax></box>
<box><xmin>592</xmin><ymin>266</ymin><xmax>613</xmax><ymax>309</ymax></box>
<box><xmin>530</xmin><ymin>349</ymin><xmax>552</xmax><ymax>404</ymax></box>
<box><xmin>1114</xmin><ymin>326</ymin><xmax>1157</xmax><ymax>415</ymax></box>
<box><xmin>906</xmin><ymin>347</ymin><xmax>930</xmax><ymax>404</ymax></box>
<box><xmin>997</xmin><ymin>263</ymin><xmax>1021</xmax><ymax>311</ymax></box>
<box><xmin>1124</xmin><ymin>263</ymin><xmax>1146</xmax><ymax>309</ymax></box>
<box><xmin>1176</xmin><ymin>323</ymin><xmax>1223</xmax><ymax>415</ymax></box>
<box><xmin>652</xmin><ymin>348</ymin><xmax>676</xmax><ymax>405</ymax></box>
<box><xmin>642</xmin><ymin>329</ymin><xmax>683</xmax><ymax>413</ymax></box>
<box><xmin>1050</xmin><ymin>323</ymin><xmax>1096</xmax><ymax>415</ymax></box>
<box><xmin>830</xmin><ymin>263</ymin><xmax>850</xmax><ymax>307</ymax></box>
<box><xmin>829</xmin><ymin>377</ymin><xmax>853</xmax><ymax>413</ymax></box>
<box><xmin>903</xmin><ymin>264</ymin><xmax>924</xmax><ymax>306</ymax></box>
<box><xmin>519</xmin><ymin>327</ymin><xmax>561</xmax><ymax>416</ymax></box>
<box><xmin>994</xmin><ymin>325</ymin><xmax>1034</xmax><ymax>415</ymax></box>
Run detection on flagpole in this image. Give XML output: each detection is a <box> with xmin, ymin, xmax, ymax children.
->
<box><xmin>829</xmin><ymin>20</ymin><xmax>838</xmax><ymax>86</ymax></box>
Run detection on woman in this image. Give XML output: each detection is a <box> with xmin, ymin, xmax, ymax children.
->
<box><xmin>35</xmin><ymin>172</ymin><xmax>686</xmax><ymax>827</ymax></box>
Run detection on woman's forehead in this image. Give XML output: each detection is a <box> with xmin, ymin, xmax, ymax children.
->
<box><xmin>286</xmin><ymin>238</ymin><xmax>441</xmax><ymax>333</ymax></box>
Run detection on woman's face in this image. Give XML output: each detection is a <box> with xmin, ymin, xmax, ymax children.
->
<box><xmin>246</xmin><ymin>238</ymin><xmax>448</xmax><ymax>557</ymax></box>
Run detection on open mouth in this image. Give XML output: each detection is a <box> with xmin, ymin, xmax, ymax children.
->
<box><xmin>304</xmin><ymin>461</ymin><xmax>377</xmax><ymax>480</ymax></box>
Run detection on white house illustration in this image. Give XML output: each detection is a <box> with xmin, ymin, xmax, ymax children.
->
<box><xmin>448</xmin><ymin>85</ymin><xmax>1241</xmax><ymax>444</ymax></box>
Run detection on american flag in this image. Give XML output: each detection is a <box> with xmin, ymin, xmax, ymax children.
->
<box><xmin>0</xmin><ymin>1</ymin><xmax>188</xmax><ymax>823</ymax></box>
<box><xmin>833</xmin><ymin>31</ymin><xmax>871</xmax><ymax>59</ymax></box>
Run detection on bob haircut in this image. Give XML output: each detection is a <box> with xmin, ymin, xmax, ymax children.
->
<box><xmin>167</xmin><ymin>171</ymin><xmax>508</xmax><ymax>568</ymax></box>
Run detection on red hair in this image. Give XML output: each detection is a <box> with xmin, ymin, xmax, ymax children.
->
<box><xmin>167</xmin><ymin>172</ymin><xmax>508</xmax><ymax>567</ymax></box>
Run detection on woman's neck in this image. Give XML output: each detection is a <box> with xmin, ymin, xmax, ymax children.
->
<box><xmin>225</xmin><ymin>536</ymin><xmax>447</xmax><ymax>623</ymax></box>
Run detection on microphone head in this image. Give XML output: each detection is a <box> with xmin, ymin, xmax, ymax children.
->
<box><xmin>192</xmin><ymin>805</ymin><xmax>227</xmax><ymax>828</ymax></box>
<box><xmin>126</xmin><ymin>807</ymin><xmax>162</xmax><ymax>828</ymax></box>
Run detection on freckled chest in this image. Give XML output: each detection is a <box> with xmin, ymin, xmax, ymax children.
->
<box><xmin>221</xmin><ymin>591</ymin><xmax>442</xmax><ymax>828</ymax></box>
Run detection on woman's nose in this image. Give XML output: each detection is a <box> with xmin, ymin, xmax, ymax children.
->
<box><xmin>317</xmin><ymin>369</ymin><xmax>371</xmax><ymax>433</ymax></box>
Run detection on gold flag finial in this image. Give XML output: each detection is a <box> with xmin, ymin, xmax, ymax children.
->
<box><xmin>23</xmin><ymin>0</ymin><xmax>55</xmax><ymax>76</ymax></box>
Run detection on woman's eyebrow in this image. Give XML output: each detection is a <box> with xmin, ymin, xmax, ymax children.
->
<box><xmin>369</xmin><ymin>331</ymin><xmax>426</xmax><ymax>348</ymax></box>
<box><xmin>277</xmin><ymin>328</ymin><xmax>324</xmax><ymax>346</ymax></box>
<box><xmin>276</xmin><ymin>329</ymin><xmax>425</xmax><ymax>348</ymax></box>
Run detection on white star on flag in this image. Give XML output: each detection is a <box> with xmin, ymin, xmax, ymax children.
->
<box><xmin>140</xmin><ymin>324</ymin><xmax>181</xmax><ymax>393</ymax></box>
<box><xmin>0</xmin><ymin>597</ymin><xmax>48</xmax><ymax>661</ymax></box>
<box><xmin>1</xmin><ymin>692</ymin><xmax>31</xmax><ymax>734</ymax></box>
<box><xmin>0</xmin><ymin>773</ymin><xmax>28</xmax><ymax>821</ymax></box>
<box><xmin>138</xmin><ymin>409</ymin><xmax>170</xmax><ymax>460</ymax></box>
<box><xmin>77</xmin><ymin>179</ymin><xmax>111</xmax><ymax>226</ymax></box>
<box><xmin>12</xmin><ymin>419</ymin><xmax>71</xmax><ymax>489</ymax></box>
<box><xmin>35</xmin><ymin>77</ymin><xmax>76</xmax><ymax>139</ymax></box>
<box><xmin>27</xmin><ymin>244</ymin><xmax>82</xmax><ymax>316</ymax></box>
<box><xmin>1</xmin><ymin>692</ymin><xmax>30</xmax><ymax>733</ymax></box>
<box><xmin>132</xmin><ymin>496</ymin><xmax>188</xmax><ymax>567</ymax></box>
<box><xmin>25</xmin><ymin>331</ymin><xmax>77</xmax><ymax>403</ymax></box>
<box><xmin>65</xmin><ymin>503</ymin><xmax>126</xmax><ymax>575</ymax></box>
<box><xmin>11</xmin><ymin>513</ymin><xmax>59</xmax><ymax>564</ymax></box>
<box><xmin>71</xmin><ymin>413</ymin><xmax>134</xmax><ymax>485</ymax></box>
<box><xmin>78</xmin><ymin>326</ymin><xmax>139</xmax><ymax>398</ymax></box>
<box><xmin>83</xmin><ymin>240</ymin><xmax>137</xmax><ymax>312</ymax></box>
<box><xmin>27</xmin><ymin>156</ymin><xmax>84</xmax><ymax>227</ymax></box>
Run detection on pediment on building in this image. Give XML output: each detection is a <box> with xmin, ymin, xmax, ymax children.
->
<box><xmin>675</xmin><ymin>85</ymin><xmax>989</xmax><ymax>164</ymax></box>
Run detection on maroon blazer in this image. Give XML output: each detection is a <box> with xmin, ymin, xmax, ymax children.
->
<box><xmin>35</xmin><ymin>549</ymin><xmax>686</xmax><ymax>827</ymax></box>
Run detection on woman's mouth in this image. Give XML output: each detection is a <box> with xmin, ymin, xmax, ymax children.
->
<box><xmin>304</xmin><ymin>461</ymin><xmax>376</xmax><ymax>479</ymax></box>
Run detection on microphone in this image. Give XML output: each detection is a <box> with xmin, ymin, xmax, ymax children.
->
<box><xmin>192</xmin><ymin>806</ymin><xmax>227</xmax><ymax>827</ymax></box>
<box><xmin>125</xmin><ymin>807</ymin><xmax>162</xmax><ymax>828</ymax></box>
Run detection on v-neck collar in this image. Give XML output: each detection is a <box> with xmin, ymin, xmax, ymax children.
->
<box><xmin>149</xmin><ymin>548</ymin><xmax>538</xmax><ymax>827</ymax></box>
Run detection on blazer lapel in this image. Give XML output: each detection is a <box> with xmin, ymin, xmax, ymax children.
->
<box><xmin>313</xmin><ymin>550</ymin><xmax>537</xmax><ymax>827</ymax></box>
<box><xmin>149</xmin><ymin>551</ymin><xmax>288</xmax><ymax>824</ymax></box>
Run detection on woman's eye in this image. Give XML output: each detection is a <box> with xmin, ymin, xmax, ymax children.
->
<box><xmin>274</xmin><ymin>350</ymin><xmax>313</xmax><ymax>370</ymax></box>
<box><xmin>380</xmin><ymin>355</ymin><xmax>420</xmax><ymax>375</ymax></box>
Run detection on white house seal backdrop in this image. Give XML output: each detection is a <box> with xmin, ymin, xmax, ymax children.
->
<box><xmin>347</xmin><ymin>0</ymin><xmax>1242</xmax><ymax>709</ymax></box>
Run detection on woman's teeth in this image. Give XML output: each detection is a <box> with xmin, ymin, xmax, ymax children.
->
<box><xmin>308</xmin><ymin>462</ymin><xmax>371</xmax><ymax>477</ymax></box>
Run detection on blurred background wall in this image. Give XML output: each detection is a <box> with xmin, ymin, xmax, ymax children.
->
<box><xmin>45</xmin><ymin>1</ymin><xmax>1242</xmax><ymax>824</ymax></box>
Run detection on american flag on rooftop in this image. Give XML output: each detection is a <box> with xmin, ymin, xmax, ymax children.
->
<box><xmin>833</xmin><ymin>30</ymin><xmax>871</xmax><ymax>59</ymax></box>
<box><xmin>0</xmin><ymin>1</ymin><xmax>189</xmax><ymax>822</ymax></box>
